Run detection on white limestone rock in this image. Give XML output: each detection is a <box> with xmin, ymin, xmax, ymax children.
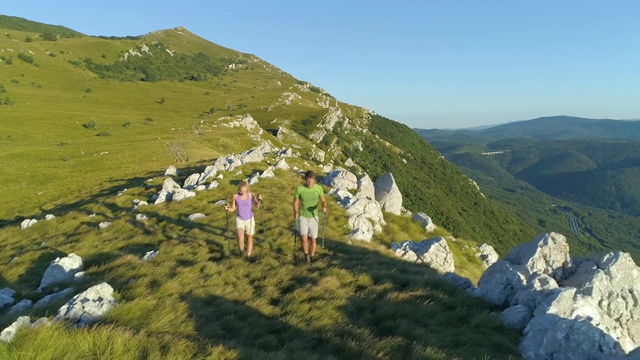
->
<box><xmin>374</xmin><ymin>172</ymin><xmax>403</xmax><ymax>215</ymax></box>
<box><xmin>0</xmin><ymin>316</ymin><xmax>40</xmax><ymax>343</ymax></box>
<box><xmin>504</xmin><ymin>232</ymin><xmax>572</xmax><ymax>281</ymax></box>
<box><xmin>37</xmin><ymin>253</ymin><xmax>83</xmax><ymax>292</ymax></box>
<box><xmin>164</xmin><ymin>165</ymin><xmax>178</xmax><ymax>176</ymax></box>
<box><xmin>475</xmin><ymin>260</ymin><xmax>527</xmax><ymax>306</ymax></box>
<box><xmin>477</xmin><ymin>243</ymin><xmax>499</xmax><ymax>268</ymax></box>
<box><xmin>501</xmin><ymin>304</ymin><xmax>532</xmax><ymax>331</ymax></box>
<box><xmin>412</xmin><ymin>212</ymin><xmax>436</xmax><ymax>232</ymax></box>
<box><xmin>135</xmin><ymin>214</ymin><xmax>147</xmax><ymax>221</ymax></box>
<box><xmin>54</xmin><ymin>282</ymin><xmax>116</xmax><ymax>327</ymax></box>
<box><xmin>356</xmin><ymin>175</ymin><xmax>375</xmax><ymax>201</ymax></box>
<box><xmin>198</xmin><ymin>165</ymin><xmax>217</xmax><ymax>184</ymax></box>
<box><xmin>344</xmin><ymin>193</ymin><xmax>385</xmax><ymax>231</ymax></box>
<box><xmin>188</xmin><ymin>213</ymin><xmax>206</xmax><ymax>221</ymax></box>
<box><xmin>510</xmin><ymin>273</ymin><xmax>558</xmax><ymax>312</ymax></box>
<box><xmin>141</xmin><ymin>249</ymin><xmax>159</xmax><ymax>261</ymax></box>
<box><xmin>347</xmin><ymin>214</ymin><xmax>374</xmax><ymax>242</ymax></box>
<box><xmin>99</xmin><ymin>221</ymin><xmax>112</xmax><ymax>229</ymax></box>
<box><xmin>45</xmin><ymin>214</ymin><xmax>56</xmax><ymax>220</ymax></box>
<box><xmin>322</xmin><ymin>167</ymin><xmax>357</xmax><ymax>192</ymax></box>
<box><xmin>274</xmin><ymin>158</ymin><xmax>289</xmax><ymax>170</ymax></box>
<box><xmin>20</xmin><ymin>219</ymin><xmax>37</xmax><ymax>230</ymax></box>
<box><xmin>391</xmin><ymin>237</ymin><xmax>454</xmax><ymax>273</ymax></box>
<box><xmin>344</xmin><ymin>157</ymin><xmax>355</xmax><ymax>167</ymax></box>
<box><xmin>172</xmin><ymin>189</ymin><xmax>196</xmax><ymax>202</ymax></box>
<box><xmin>261</xmin><ymin>166</ymin><xmax>276</xmax><ymax>178</ymax></box>
<box><xmin>247</xmin><ymin>173</ymin><xmax>260</xmax><ymax>185</ymax></box>
<box><xmin>183</xmin><ymin>173</ymin><xmax>200</xmax><ymax>189</ymax></box>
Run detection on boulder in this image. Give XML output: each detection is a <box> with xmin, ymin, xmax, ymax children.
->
<box><xmin>357</xmin><ymin>174</ymin><xmax>375</xmax><ymax>200</ymax></box>
<box><xmin>274</xmin><ymin>158</ymin><xmax>289</xmax><ymax>170</ymax></box>
<box><xmin>347</xmin><ymin>214</ymin><xmax>374</xmax><ymax>242</ymax></box>
<box><xmin>504</xmin><ymin>232</ymin><xmax>572</xmax><ymax>281</ymax></box>
<box><xmin>135</xmin><ymin>214</ymin><xmax>147</xmax><ymax>221</ymax></box>
<box><xmin>344</xmin><ymin>193</ymin><xmax>385</xmax><ymax>232</ymax></box>
<box><xmin>322</xmin><ymin>167</ymin><xmax>357</xmax><ymax>192</ymax></box>
<box><xmin>374</xmin><ymin>172</ymin><xmax>403</xmax><ymax>215</ymax></box>
<box><xmin>0</xmin><ymin>316</ymin><xmax>49</xmax><ymax>343</ymax></box>
<box><xmin>248</xmin><ymin>173</ymin><xmax>260</xmax><ymax>185</ymax></box>
<box><xmin>443</xmin><ymin>272</ymin><xmax>476</xmax><ymax>293</ymax></box>
<box><xmin>172</xmin><ymin>189</ymin><xmax>196</xmax><ymax>202</ymax></box>
<box><xmin>37</xmin><ymin>253</ymin><xmax>84</xmax><ymax>292</ymax></box>
<box><xmin>188</xmin><ymin>213</ymin><xmax>206</xmax><ymax>221</ymax></box>
<box><xmin>33</xmin><ymin>288</ymin><xmax>75</xmax><ymax>310</ymax></box>
<box><xmin>501</xmin><ymin>304</ymin><xmax>532</xmax><ymax>331</ymax></box>
<box><xmin>510</xmin><ymin>273</ymin><xmax>558</xmax><ymax>312</ymax></box>
<box><xmin>261</xmin><ymin>167</ymin><xmax>276</xmax><ymax>178</ymax></box>
<box><xmin>183</xmin><ymin>173</ymin><xmax>200</xmax><ymax>189</ymax></box>
<box><xmin>98</xmin><ymin>221</ymin><xmax>111</xmax><ymax>229</ymax></box>
<box><xmin>477</xmin><ymin>243</ymin><xmax>499</xmax><ymax>268</ymax></box>
<box><xmin>412</xmin><ymin>212</ymin><xmax>436</xmax><ymax>232</ymax></box>
<box><xmin>54</xmin><ymin>282</ymin><xmax>116</xmax><ymax>327</ymax></box>
<box><xmin>20</xmin><ymin>219</ymin><xmax>37</xmax><ymax>230</ymax></box>
<box><xmin>345</xmin><ymin>158</ymin><xmax>355</xmax><ymax>167</ymax></box>
<box><xmin>198</xmin><ymin>165</ymin><xmax>217</xmax><ymax>184</ymax></box>
<box><xmin>8</xmin><ymin>299</ymin><xmax>32</xmax><ymax>315</ymax></box>
<box><xmin>0</xmin><ymin>288</ymin><xmax>16</xmax><ymax>311</ymax></box>
<box><xmin>45</xmin><ymin>214</ymin><xmax>56</xmax><ymax>220</ymax></box>
<box><xmin>141</xmin><ymin>250</ymin><xmax>159</xmax><ymax>261</ymax></box>
<box><xmin>164</xmin><ymin>165</ymin><xmax>178</xmax><ymax>176</ymax></box>
<box><xmin>391</xmin><ymin>237</ymin><xmax>454</xmax><ymax>273</ymax></box>
<box><xmin>475</xmin><ymin>260</ymin><xmax>527</xmax><ymax>306</ymax></box>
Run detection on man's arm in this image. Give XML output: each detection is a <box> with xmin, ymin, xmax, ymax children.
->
<box><xmin>293</xmin><ymin>198</ymin><xmax>300</xmax><ymax>218</ymax></box>
<box><xmin>321</xmin><ymin>195</ymin><xmax>327</xmax><ymax>213</ymax></box>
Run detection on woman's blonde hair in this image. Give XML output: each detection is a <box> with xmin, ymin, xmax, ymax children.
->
<box><xmin>238</xmin><ymin>180</ymin><xmax>249</xmax><ymax>191</ymax></box>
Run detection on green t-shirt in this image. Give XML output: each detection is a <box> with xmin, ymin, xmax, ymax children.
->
<box><xmin>294</xmin><ymin>184</ymin><xmax>325</xmax><ymax>218</ymax></box>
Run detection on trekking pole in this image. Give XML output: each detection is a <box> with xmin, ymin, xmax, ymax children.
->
<box><xmin>293</xmin><ymin>218</ymin><xmax>298</xmax><ymax>263</ymax></box>
<box><xmin>225</xmin><ymin>204</ymin><xmax>230</xmax><ymax>256</ymax></box>
<box><xmin>259</xmin><ymin>200</ymin><xmax>267</xmax><ymax>244</ymax></box>
<box><xmin>322</xmin><ymin>210</ymin><xmax>326</xmax><ymax>249</ymax></box>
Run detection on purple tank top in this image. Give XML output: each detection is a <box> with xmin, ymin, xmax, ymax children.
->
<box><xmin>236</xmin><ymin>193</ymin><xmax>253</xmax><ymax>220</ymax></box>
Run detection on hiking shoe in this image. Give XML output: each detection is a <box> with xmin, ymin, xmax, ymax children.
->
<box><xmin>239</xmin><ymin>249</ymin><xmax>246</xmax><ymax>258</ymax></box>
<box><xmin>305</xmin><ymin>254</ymin><xmax>311</xmax><ymax>264</ymax></box>
<box><xmin>246</xmin><ymin>256</ymin><xmax>255</xmax><ymax>263</ymax></box>
<box><xmin>310</xmin><ymin>256</ymin><xmax>315</xmax><ymax>264</ymax></box>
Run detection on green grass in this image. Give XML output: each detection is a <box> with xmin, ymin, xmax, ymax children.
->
<box><xmin>0</xmin><ymin>166</ymin><xmax>520</xmax><ymax>359</ymax></box>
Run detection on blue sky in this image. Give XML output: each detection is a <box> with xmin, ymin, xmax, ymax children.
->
<box><xmin>3</xmin><ymin>1</ymin><xmax>640</xmax><ymax>129</ymax></box>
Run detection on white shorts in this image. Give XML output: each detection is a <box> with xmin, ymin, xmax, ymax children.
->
<box><xmin>235</xmin><ymin>217</ymin><xmax>255</xmax><ymax>235</ymax></box>
<box><xmin>298</xmin><ymin>216</ymin><xmax>319</xmax><ymax>238</ymax></box>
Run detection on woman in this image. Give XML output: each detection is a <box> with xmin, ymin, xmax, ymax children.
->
<box><xmin>224</xmin><ymin>180</ymin><xmax>262</xmax><ymax>261</ymax></box>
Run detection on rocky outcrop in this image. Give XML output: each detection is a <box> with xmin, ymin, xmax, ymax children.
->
<box><xmin>154</xmin><ymin>177</ymin><xmax>195</xmax><ymax>204</ymax></box>
<box><xmin>0</xmin><ymin>316</ymin><xmax>50</xmax><ymax>343</ymax></box>
<box><xmin>476</xmin><ymin>232</ymin><xmax>640</xmax><ymax>359</ymax></box>
<box><xmin>0</xmin><ymin>288</ymin><xmax>16</xmax><ymax>311</ymax></box>
<box><xmin>391</xmin><ymin>237</ymin><xmax>454</xmax><ymax>273</ymax></box>
<box><xmin>37</xmin><ymin>253</ymin><xmax>83</xmax><ymax>292</ymax></box>
<box><xmin>164</xmin><ymin>165</ymin><xmax>178</xmax><ymax>176</ymax></box>
<box><xmin>374</xmin><ymin>172</ymin><xmax>403</xmax><ymax>215</ymax></box>
<box><xmin>322</xmin><ymin>167</ymin><xmax>357</xmax><ymax>191</ymax></box>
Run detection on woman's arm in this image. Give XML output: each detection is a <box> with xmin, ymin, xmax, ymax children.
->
<box><xmin>225</xmin><ymin>194</ymin><xmax>238</xmax><ymax>212</ymax></box>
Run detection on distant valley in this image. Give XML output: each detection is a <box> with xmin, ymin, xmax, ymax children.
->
<box><xmin>416</xmin><ymin>115</ymin><xmax>640</xmax><ymax>258</ymax></box>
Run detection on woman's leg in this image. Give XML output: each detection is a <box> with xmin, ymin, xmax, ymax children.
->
<box><xmin>237</xmin><ymin>228</ymin><xmax>245</xmax><ymax>256</ymax></box>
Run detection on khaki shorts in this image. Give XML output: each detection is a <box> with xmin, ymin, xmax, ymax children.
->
<box><xmin>235</xmin><ymin>217</ymin><xmax>255</xmax><ymax>235</ymax></box>
<box><xmin>298</xmin><ymin>216</ymin><xmax>319</xmax><ymax>238</ymax></box>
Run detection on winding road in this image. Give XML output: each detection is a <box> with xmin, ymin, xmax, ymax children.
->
<box><xmin>556</xmin><ymin>207</ymin><xmax>581</xmax><ymax>234</ymax></box>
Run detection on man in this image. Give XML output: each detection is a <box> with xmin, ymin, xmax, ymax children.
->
<box><xmin>293</xmin><ymin>170</ymin><xmax>327</xmax><ymax>264</ymax></box>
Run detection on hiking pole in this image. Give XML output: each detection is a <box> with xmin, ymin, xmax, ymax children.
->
<box><xmin>293</xmin><ymin>218</ymin><xmax>298</xmax><ymax>263</ymax></box>
<box><xmin>225</xmin><ymin>204</ymin><xmax>230</xmax><ymax>256</ymax></box>
<box><xmin>259</xmin><ymin>199</ymin><xmax>267</xmax><ymax>244</ymax></box>
<box><xmin>322</xmin><ymin>210</ymin><xmax>326</xmax><ymax>249</ymax></box>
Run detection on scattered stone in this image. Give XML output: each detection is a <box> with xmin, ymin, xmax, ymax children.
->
<box><xmin>196</xmin><ymin>185</ymin><xmax>207</xmax><ymax>191</ymax></box>
<box><xmin>274</xmin><ymin>158</ymin><xmax>289</xmax><ymax>170</ymax></box>
<box><xmin>198</xmin><ymin>165</ymin><xmax>217</xmax><ymax>184</ymax></box>
<box><xmin>0</xmin><ymin>288</ymin><xmax>16</xmax><ymax>311</ymax></box>
<box><xmin>344</xmin><ymin>158</ymin><xmax>355</xmax><ymax>167</ymax></box>
<box><xmin>20</xmin><ymin>219</ymin><xmax>37</xmax><ymax>230</ymax></box>
<box><xmin>135</xmin><ymin>214</ymin><xmax>147</xmax><ymax>222</ymax></box>
<box><xmin>54</xmin><ymin>282</ymin><xmax>116</xmax><ymax>327</ymax></box>
<box><xmin>208</xmin><ymin>181</ymin><xmax>219</xmax><ymax>189</ymax></box>
<box><xmin>0</xmin><ymin>316</ymin><xmax>31</xmax><ymax>343</ymax></box>
<box><xmin>260</xmin><ymin>167</ymin><xmax>276</xmax><ymax>178</ymax></box>
<box><xmin>214</xmin><ymin>200</ymin><xmax>226</xmax><ymax>206</ymax></box>
<box><xmin>500</xmin><ymin>304</ymin><xmax>532</xmax><ymax>331</ymax></box>
<box><xmin>8</xmin><ymin>299</ymin><xmax>32</xmax><ymax>315</ymax></box>
<box><xmin>37</xmin><ymin>253</ymin><xmax>84</xmax><ymax>292</ymax></box>
<box><xmin>188</xmin><ymin>213</ymin><xmax>206</xmax><ymax>221</ymax></box>
<box><xmin>45</xmin><ymin>214</ymin><xmax>56</xmax><ymax>220</ymax></box>
<box><xmin>248</xmin><ymin>173</ymin><xmax>260</xmax><ymax>185</ymax></box>
<box><xmin>99</xmin><ymin>222</ymin><xmax>111</xmax><ymax>229</ymax></box>
<box><xmin>322</xmin><ymin>167</ymin><xmax>358</xmax><ymax>191</ymax></box>
<box><xmin>33</xmin><ymin>288</ymin><xmax>74</xmax><ymax>310</ymax></box>
<box><xmin>141</xmin><ymin>250</ymin><xmax>159</xmax><ymax>261</ymax></box>
<box><xmin>164</xmin><ymin>165</ymin><xmax>178</xmax><ymax>176</ymax></box>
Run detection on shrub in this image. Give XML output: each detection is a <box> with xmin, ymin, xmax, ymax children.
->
<box><xmin>25</xmin><ymin>37</ymin><xmax>33</xmax><ymax>43</ymax></box>
<box><xmin>122</xmin><ymin>122</ymin><xmax>132</xmax><ymax>128</ymax></box>
<box><xmin>48</xmin><ymin>52</ymin><xmax>56</xmax><ymax>58</ymax></box>
<box><xmin>5</xmin><ymin>58</ymin><xmax>11</xmax><ymax>65</ymax></box>
<box><xmin>0</xmin><ymin>85</ymin><xmax>5</xmax><ymax>93</ymax></box>
<box><xmin>3</xmin><ymin>97</ymin><xmax>13</xmax><ymax>106</ymax></box>
<box><xmin>96</xmin><ymin>131</ymin><xmax>111</xmax><ymax>137</ymax></box>
<box><xmin>83</xmin><ymin>119</ymin><xmax>97</xmax><ymax>129</ymax></box>
<box><xmin>42</xmin><ymin>33</ymin><xmax>57</xmax><ymax>41</ymax></box>
<box><xmin>17</xmin><ymin>53</ymin><xmax>34</xmax><ymax>64</ymax></box>
<box><xmin>84</xmin><ymin>88</ymin><xmax>92</xmax><ymax>93</ymax></box>
<box><xmin>144</xmin><ymin>117</ymin><xmax>155</xmax><ymax>125</ymax></box>
<box><xmin>159</xmin><ymin>97</ymin><xmax>165</xmax><ymax>104</ymax></box>
<box><xmin>10</xmin><ymin>79</ymin><xmax>19</xmax><ymax>84</ymax></box>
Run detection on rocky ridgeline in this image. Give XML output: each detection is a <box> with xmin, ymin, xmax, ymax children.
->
<box><xmin>1</xmin><ymin>254</ymin><xmax>116</xmax><ymax>343</ymax></box>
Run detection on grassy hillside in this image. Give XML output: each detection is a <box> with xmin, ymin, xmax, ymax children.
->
<box><xmin>0</xmin><ymin>160</ymin><xmax>521</xmax><ymax>359</ymax></box>
<box><xmin>0</xmin><ymin>20</ymin><xmax>535</xmax><ymax>254</ymax></box>
<box><xmin>0</xmin><ymin>15</ymin><xmax>83</xmax><ymax>38</ymax></box>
